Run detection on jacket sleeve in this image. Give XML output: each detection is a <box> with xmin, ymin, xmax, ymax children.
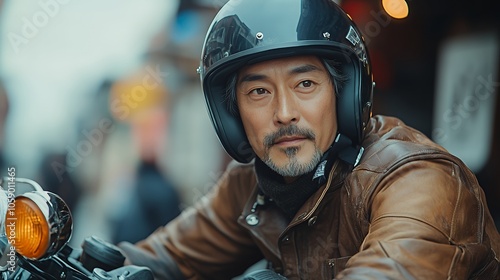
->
<box><xmin>336</xmin><ymin>159</ymin><xmax>500</xmax><ymax>279</ymax></box>
<box><xmin>118</xmin><ymin>162</ymin><xmax>263</xmax><ymax>280</ymax></box>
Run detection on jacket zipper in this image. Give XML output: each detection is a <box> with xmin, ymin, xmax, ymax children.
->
<box><xmin>328</xmin><ymin>259</ymin><xmax>336</xmax><ymax>279</ymax></box>
<box><xmin>283</xmin><ymin>160</ymin><xmax>340</xmax><ymax>231</ymax></box>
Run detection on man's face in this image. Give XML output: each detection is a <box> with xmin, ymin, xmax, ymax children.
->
<box><xmin>236</xmin><ymin>55</ymin><xmax>338</xmax><ymax>179</ymax></box>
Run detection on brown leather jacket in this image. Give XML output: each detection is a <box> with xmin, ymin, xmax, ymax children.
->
<box><xmin>119</xmin><ymin>115</ymin><xmax>500</xmax><ymax>279</ymax></box>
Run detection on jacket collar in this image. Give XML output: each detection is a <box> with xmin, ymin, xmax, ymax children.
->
<box><xmin>237</xmin><ymin>159</ymin><xmax>348</xmax><ymax>259</ymax></box>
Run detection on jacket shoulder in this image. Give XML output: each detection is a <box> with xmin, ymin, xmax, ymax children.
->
<box><xmin>356</xmin><ymin>115</ymin><xmax>451</xmax><ymax>173</ymax></box>
<box><xmin>349</xmin><ymin>115</ymin><xmax>475</xmax><ymax>207</ymax></box>
<box><xmin>225</xmin><ymin>159</ymin><xmax>257</xmax><ymax>180</ymax></box>
<box><xmin>221</xmin><ymin>160</ymin><xmax>258</xmax><ymax>197</ymax></box>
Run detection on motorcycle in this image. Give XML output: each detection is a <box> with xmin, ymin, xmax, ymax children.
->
<box><xmin>0</xmin><ymin>177</ymin><xmax>286</xmax><ymax>280</ymax></box>
<box><xmin>0</xmin><ymin>177</ymin><xmax>153</xmax><ymax>280</ymax></box>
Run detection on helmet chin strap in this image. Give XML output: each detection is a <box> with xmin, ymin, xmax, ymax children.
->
<box><xmin>312</xmin><ymin>133</ymin><xmax>364</xmax><ymax>184</ymax></box>
<box><xmin>337</xmin><ymin>134</ymin><xmax>365</xmax><ymax>167</ymax></box>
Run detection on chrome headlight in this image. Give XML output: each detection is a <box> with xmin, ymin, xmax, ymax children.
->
<box><xmin>2</xmin><ymin>177</ymin><xmax>73</xmax><ymax>260</ymax></box>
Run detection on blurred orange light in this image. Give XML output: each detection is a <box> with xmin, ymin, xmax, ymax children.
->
<box><xmin>382</xmin><ymin>0</ymin><xmax>409</xmax><ymax>19</ymax></box>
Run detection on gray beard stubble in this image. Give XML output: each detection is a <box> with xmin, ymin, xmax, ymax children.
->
<box><xmin>262</xmin><ymin>125</ymin><xmax>322</xmax><ymax>177</ymax></box>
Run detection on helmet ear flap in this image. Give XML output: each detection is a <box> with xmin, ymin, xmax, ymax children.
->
<box><xmin>335</xmin><ymin>52</ymin><xmax>373</xmax><ymax>146</ymax></box>
<box><xmin>336</xmin><ymin>59</ymin><xmax>362</xmax><ymax>145</ymax></box>
<box><xmin>203</xmin><ymin>77</ymin><xmax>255</xmax><ymax>163</ymax></box>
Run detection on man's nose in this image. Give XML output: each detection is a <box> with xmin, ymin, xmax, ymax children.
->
<box><xmin>273</xmin><ymin>90</ymin><xmax>299</xmax><ymax>126</ymax></box>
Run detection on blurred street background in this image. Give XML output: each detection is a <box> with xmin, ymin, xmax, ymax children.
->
<box><xmin>0</xmin><ymin>0</ymin><xmax>498</xmax><ymax>248</ymax></box>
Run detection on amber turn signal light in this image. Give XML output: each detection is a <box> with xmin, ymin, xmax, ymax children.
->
<box><xmin>8</xmin><ymin>197</ymin><xmax>50</xmax><ymax>259</ymax></box>
<box><xmin>4</xmin><ymin>191</ymin><xmax>72</xmax><ymax>260</ymax></box>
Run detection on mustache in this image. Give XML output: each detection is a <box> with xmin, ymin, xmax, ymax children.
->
<box><xmin>263</xmin><ymin>125</ymin><xmax>316</xmax><ymax>148</ymax></box>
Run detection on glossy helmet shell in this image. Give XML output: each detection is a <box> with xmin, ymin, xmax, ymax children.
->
<box><xmin>199</xmin><ymin>0</ymin><xmax>373</xmax><ymax>163</ymax></box>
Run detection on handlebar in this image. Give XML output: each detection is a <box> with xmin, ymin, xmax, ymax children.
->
<box><xmin>1</xmin><ymin>178</ymin><xmax>287</xmax><ymax>280</ymax></box>
<box><xmin>0</xmin><ymin>238</ymin><xmax>154</xmax><ymax>280</ymax></box>
<box><xmin>243</xmin><ymin>269</ymin><xmax>288</xmax><ymax>279</ymax></box>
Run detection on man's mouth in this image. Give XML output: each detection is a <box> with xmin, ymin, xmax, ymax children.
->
<box><xmin>263</xmin><ymin>125</ymin><xmax>316</xmax><ymax>149</ymax></box>
<box><xmin>273</xmin><ymin>136</ymin><xmax>308</xmax><ymax>147</ymax></box>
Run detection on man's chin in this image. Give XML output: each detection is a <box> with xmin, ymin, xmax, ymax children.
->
<box><xmin>269</xmin><ymin>144</ymin><xmax>311</xmax><ymax>161</ymax></box>
<box><xmin>265</xmin><ymin>152</ymin><xmax>320</xmax><ymax>177</ymax></box>
<box><xmin>268</xmin><ymin>161</ymin><xmax>315</xmax><ymax>178</ymax></box>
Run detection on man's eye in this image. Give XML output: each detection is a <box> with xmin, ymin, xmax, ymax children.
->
<box><xmin>250</xmin><ymin>88</ymin><xmax>268</xmax><ymax>95</ymax></box>
<box><xmin>300</xmin><ymin>80</ymin><xmax>313</xmax><ymax>87</ymax></box>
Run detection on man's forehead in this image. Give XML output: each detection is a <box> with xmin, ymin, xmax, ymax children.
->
<box><xmin>237</xmin><ymin>55</ymin><xmax>326</xmax><ymax>82</ymax></box>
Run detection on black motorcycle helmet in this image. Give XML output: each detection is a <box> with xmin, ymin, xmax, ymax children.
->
<box><xmin>199</xmin><ymin>0</ymin><xmax>373</xmax><ymax>163</ymax></box>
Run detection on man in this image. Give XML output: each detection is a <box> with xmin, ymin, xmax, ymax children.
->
<box><xmin>118</xmin><ymin>0</ymin><xmax>500</xmax><ymax>279</ymax></box>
